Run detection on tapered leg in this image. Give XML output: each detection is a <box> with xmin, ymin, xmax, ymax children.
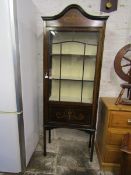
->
<box><xmin>90</xmin><ymin>132</ymin><xmax>95</xmax><ymax>161</ymax></box>
<box><xmin>48</xmin><ymin>129</ymin><xmax>51</xmax><ymax>143</ymax></box>
<box><xmin>88</xmin><ymin>133</ymin><xmax>92</xmax><ymax>148</ymax></box>
<box><xmin>43</xmin><ymin>127</ymin><xmax>46</xmax><ymax>156</ymax></box>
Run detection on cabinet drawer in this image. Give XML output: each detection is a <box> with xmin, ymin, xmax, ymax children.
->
<box><xmin>107</xmin><ymin>129</ymin><xmax>131</xmax><ymax>146</ymax></box>
<box><xmin>109</xmin><ymin>111</ymin><xmax>131</xmax><ymax>128</ymax></box>
<box><xmin>104</xmin><ymin>147</ymin><xmax>121</xmax><ymax>163</ymax></box>
<box><xmin>49</xmin><ymin>106</ymin><xmax>91</xmax><ymax>124</ymax></box>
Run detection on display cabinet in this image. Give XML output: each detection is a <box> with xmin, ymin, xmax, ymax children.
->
<box><xmin>42</xmin><ymin>4</ymin><xmax>108</xmax><ymax>161</ymax></box>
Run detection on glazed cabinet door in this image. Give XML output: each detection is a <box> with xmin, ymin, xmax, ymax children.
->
<box><xmin>44</xmin><ymin>29</ymin><xmax>102</xmax><ymax>125</ymax></box>
<box><xmin>48</xmin><ymin>30</ymin><xmax>99</xmax><ymax>104</ymax></box>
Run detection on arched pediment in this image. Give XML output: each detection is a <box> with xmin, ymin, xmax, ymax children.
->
<box><xmin>42</xmin><ymin>4</ymin><xmax>109</xmax><ymax>27</ymax></box>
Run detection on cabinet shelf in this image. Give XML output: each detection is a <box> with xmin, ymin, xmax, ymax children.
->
<box><xmin>49</xmin><ymin>96</ymin><xmax>92</xmax><ymax>103</ymax></box>
<box><xmin>48</xmin><ymin>101</ymin><xmax>92</xmax><ymax>106</ymax></box>
<box><xmin>50</xmin><ymin>77</ymin><xmax>94</xmax><ymax>82</ymax></box>
<box><xmin>51</xmin><ymin>54</ymin><xmax>96</xmax><ymax>57</ymax></box>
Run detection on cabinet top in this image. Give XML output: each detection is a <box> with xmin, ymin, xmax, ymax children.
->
<box><xmin>101</xmin><ymin>97</ymin><xmax>131</xmax><ymax>112</ymax></box>
<box><xmin>42</xmin><ymin>4</ymin><xmax>109</xmax><ymax>27</ymax></box>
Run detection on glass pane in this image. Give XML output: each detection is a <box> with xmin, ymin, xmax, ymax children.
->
<box><xmin>85</xmin><ymin>45</ymin><xmax>97</xmax><ymax>55</ymax></box>
<box><xmin>49</xmin><ymin>80</ymin><xmax>59</xmax><ymax>101</ymax></box>
<box><xmin>52</xmin><ymin>43</ymin><xmax>60</xmax><ymax>54</ymax></box>
<box><xmin>52</xmin><ymin>31</ymin><xmax>98</xmax><ymax>44</ymax></box>
<box><xmin>62</xmin><ymin>42</ymin><xmax>84</xmax><ymax>55</ymax></box>
<box><xmin>61</xmin><ymin>55</ymin><xmax>83</xmax><ymax>80</ymax></box>
<box><xmin>49</xmin><ymin>31</ymin><xmax>98</xmax><ymax>103</ymax></box>
<box><xmin>82</xmin><ymin>82</ymin><xmax>94</xmax><ymax>103</ymax></box>
<box><xmin>61</xmin><ymin>80</ymin><xmax>81</xmax><ymax>102</ymax></box>
<box><xmin>51</xmin><ymin>55</ymin><xmax>60</xmax><ymax>79</ymax></box>
<box><xmin>83</xmin><ymin>57</ymin><xmax>96</xmax><ymax>81</ymax></box>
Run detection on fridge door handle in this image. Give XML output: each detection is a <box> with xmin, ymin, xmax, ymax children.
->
<box><xmin>0</xmin><ymin>110</ymin><xmax>23</xmax><ymax>115</ymax></box>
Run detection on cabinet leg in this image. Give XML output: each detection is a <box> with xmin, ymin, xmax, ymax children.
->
<box><xmin>43</xmin><ymin>127</ymin><xmax>46</xmax><ymax>156</ymax></box>
<box><xmin>48</xmin><ymin>129</ymin><xmax>51</xmax><ymax>143</ymax></box>
<box><xmin>88</xmin><ymin>133</ymin><xmax>92</xmax><ymax>148</ymax></box>
<box><xmin>90</xmin><ymin>132</ymin><xmax>95</xmax><ymax>162</ymax></box>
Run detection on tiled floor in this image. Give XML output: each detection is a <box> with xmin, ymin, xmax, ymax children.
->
<box><xmin>25</xmin><ymin>136</ymin><xmax>100</xmax><ymax>175</ymax></box>
<box><xmin>0</xmin><ymin>133</ymin><xmax>115</xmax><ymax>175</ymax></box>
<box><xmin>24</xmin><ymin>134</ymin><xmax>115</xmax><ymax>175</ymax></box>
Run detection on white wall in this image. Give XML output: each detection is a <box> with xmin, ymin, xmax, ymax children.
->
<box><xmin>17</xmin><ymin>0</ymin><xmax>39</xmax><ymax>165</ymax></box>
<box><xmin>32</xmin><ymin>0</ymin><xmax>131</xmax><ymax>138</ymax></box>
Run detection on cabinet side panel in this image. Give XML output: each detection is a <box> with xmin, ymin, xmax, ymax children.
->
<box><xmin>17</xmin><ymin>0</ymin><xmax>39</xmax><ymax>165</ymax></box>
<box><xmin>96</xmin><ymin>99</ymin><xmax>109</xmax><ymax>160</ymax></box>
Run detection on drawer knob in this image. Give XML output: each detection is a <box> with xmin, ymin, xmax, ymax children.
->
<box><xmin>127</xmin><ymin>119</ymin><xmax>131</xmax><ymax>124</ymax></box>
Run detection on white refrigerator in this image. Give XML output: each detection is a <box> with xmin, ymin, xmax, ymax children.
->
<box><xmin>0</xmin><ymin>0</ymin><xmax>39</xmax><ymax>173</ymax></box>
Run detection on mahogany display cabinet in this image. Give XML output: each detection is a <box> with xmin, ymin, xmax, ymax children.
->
<box><xmin>42</xmin><ymin>4</ymin><xmax>108</xmax><ymax>161</ymax></box>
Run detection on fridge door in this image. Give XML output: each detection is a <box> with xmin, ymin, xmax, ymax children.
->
<box><xmin>0</xmin><ymin>0</ymin><xmax>17</xmax><ymax>112</ymax></box>
<box><xmin>0</xmin><ymin>113</ymin><xmax>21</xmax><ymax>172</ymax></box>
<box><xmin>0</xmin><ymin>0</ymin><xmax>22</xmax><ymax>172</ymax></box>
<box><xmin>0</xmin><ymin>0</ymin><xmax>39</xmax><ymax>172</ymax></box>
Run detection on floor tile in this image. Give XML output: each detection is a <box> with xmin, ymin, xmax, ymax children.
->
<box><xmin>56</xmin><ymin>166</ymin><xmax>97</xmax><ymax>175</ymax></box>
<box><xmin>56</xmin><ymin>166</ymin><xmax>77</xmax><ymax>175</ymax></box>
<box><xmin>104</xmin><ymin>171</ymin><xmax>115</xmax><ymax>175</ymax></box>
<box><xmin>57</xmin><ymin>139</ymin><xmax>90</xmax><ymax>168</ymax></box>
<box><xmin>24</xmin><ymin>172</ymin><xmax>54</xmax><ymax>175</ymax></box>
<box><xmin>26</xmin><ymin>152</ymin><xmax>56</xmax><ymax>174</ymax></box>
<box><xmin>36</xmin><ymin>135</ymin><xmax>59</xmax><ymax>154</ymax></box>
<box><xmin>0</xmin><ymin>174</ymin><xmax>18</xmax><ymax>175</ymax></box>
